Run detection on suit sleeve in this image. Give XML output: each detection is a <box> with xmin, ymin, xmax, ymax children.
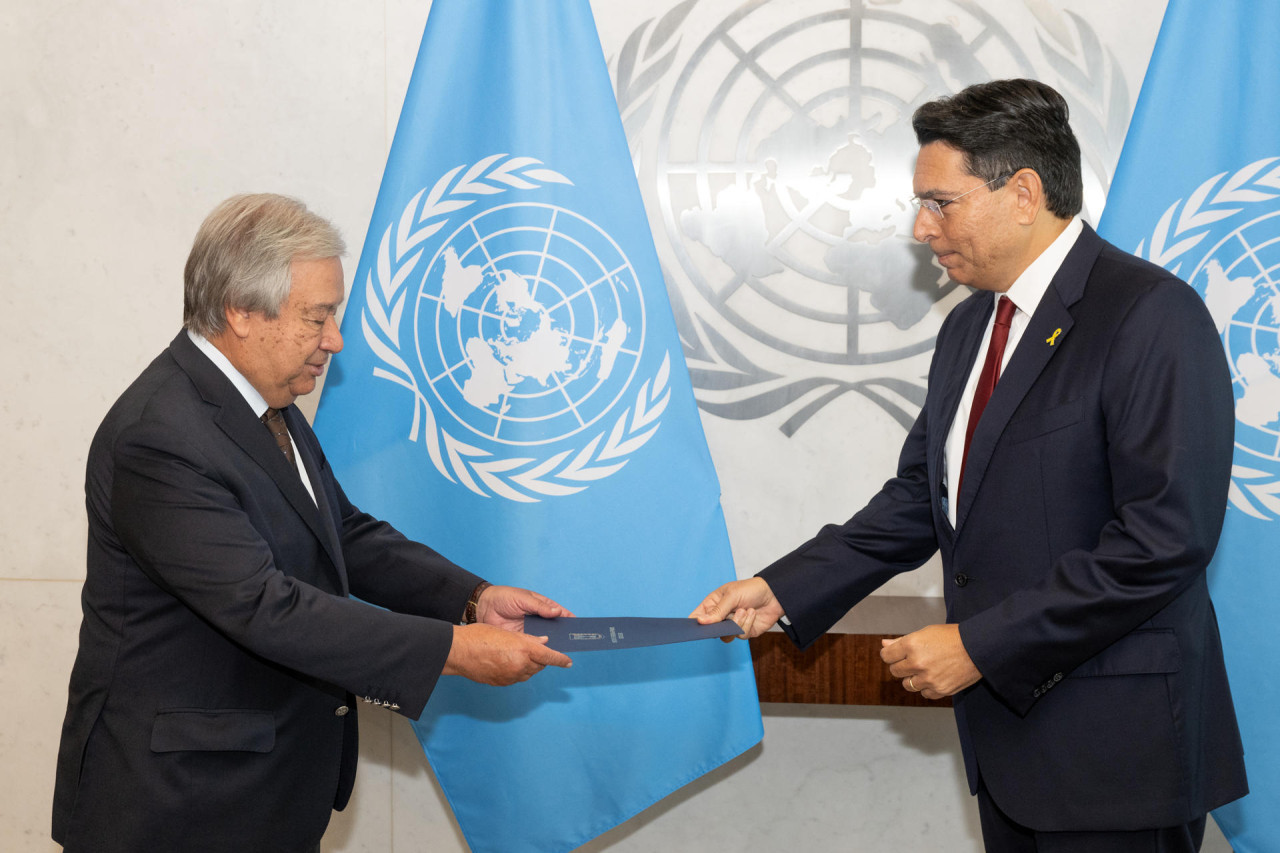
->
<box><xmin>759</xmin><ymin>371</ymin><xmax>942</xmax><ymax>650</ymax></box>
<box><xmin>301</xmin><ymin>426</ymin><xmax>483</xmax><ymax>622</ymax></box>
<box><xmin>338</xmin><ymin>490</ymin><xmax>481</xmax><ymax>621</ymax></box>
<box><xmin>110</xmin><ymin>416</ymin><xmax>471</xmax><ymax>718</ymax></box>
<box><xmin>959</xmin><ymin>277</ymin><xmax>1234</xmax><ymax>715</ymax></box>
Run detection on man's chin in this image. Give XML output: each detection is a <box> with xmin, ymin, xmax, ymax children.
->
<box><xmin>288</xmin><ymin>378</ymin><xmax>318</xmax><ymax>400</ymax></box>
<box><xmin>943</xmin><ymin>269</ymin><xmax>988</xmax><ymax>290</ymax></box>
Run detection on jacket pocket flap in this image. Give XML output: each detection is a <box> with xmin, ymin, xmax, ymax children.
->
<box><xmin>1005</xmin><ymin>399</ymin><xmax>1081</xmax><ymax>445</ymax></box>
<box><xmin>1070</xmin><ymin>629</ymin><xmax>1181</xmax><ymax>678</ymax></box>
<box><xmin>151</xmin><ymin>709</ymin><xmax>276</xmax><ymax>753</ymax></box>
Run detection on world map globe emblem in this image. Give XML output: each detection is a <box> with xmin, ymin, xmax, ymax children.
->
<box><xmin>1189</xmin><ymin>208</ymin><xmax>1280</xmax><ymax>468</ymax></box>
<box><xmin>414</xmin><ymin>202</ymin><xmax>646</xmax><ymax>446</ymax></box>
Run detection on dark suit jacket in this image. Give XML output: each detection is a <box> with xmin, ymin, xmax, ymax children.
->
<box><xmin>761</xmin><ymin>224</ymin><xmax>1248</xmax><ymax>831</ymax></box>
<box><xmin>53</xmin><ymin>330</ymin><xmax>482</xmax><ymax>853</ymax></box>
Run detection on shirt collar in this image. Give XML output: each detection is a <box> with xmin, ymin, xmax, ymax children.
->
<box><xmin>187</xmin><ymin>329</ymin><xmax>272</xmax><ymax>418</ymax></box>
<box><xmin>1000</xmin><ymin>216</ymin><xmax>1084</xmax><ymax>316</ymax></box>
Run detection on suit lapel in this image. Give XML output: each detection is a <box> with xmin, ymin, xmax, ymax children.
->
<box><xmin>953</xmin><ymin>225</ymin><xmax>1103</xmax><ymax>532</ymax></box>
<box><xmin>169</xmin><ymin>332</ymin><xmax>346</xmax><ymax>584</ymax></box>
<box><xmin>285</xmin><ymin>407</ymin><xmax>349</xmax><ymax>595</ymax></box>
<box><xmin>932</xmin><ymin>293</ymin><xmax>993</xmax><ymax>537</ymax></box>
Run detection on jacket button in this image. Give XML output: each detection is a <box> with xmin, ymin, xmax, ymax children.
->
<box><xmin>335</xmin><ymin>705</ymin><xmax>351</xmax><ymax>717</ymax></box>
<box><xmin>954</xmin><ymin>573</ymin><xmax>969</xmax><ymax>587</ymax></box>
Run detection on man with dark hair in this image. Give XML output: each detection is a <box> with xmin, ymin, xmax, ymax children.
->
<box><xmin>693</xmin><ymin>79</ymin><xmax>1247</xmax><ymax>850</ymax></box>
<box><xmin>53</xmin><ymin>194</ymin><xmax>573</xmax><ymax>853</ymax></box>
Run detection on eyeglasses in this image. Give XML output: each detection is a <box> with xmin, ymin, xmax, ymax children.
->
<box><xmin>912</xmin><ymin>172</ymin><xmax>1015</xmax><ymax>220</ymax></box>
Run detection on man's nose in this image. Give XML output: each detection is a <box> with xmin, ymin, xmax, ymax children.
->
<box><xmin>322</xmin><ymin>315</ymin><xmax>343</xmax><ymax>353</ymax></box>
<box><xmin>912</xmin><ymin>205</ymin><xmax>939</xmax><ymax>243</ymax></box>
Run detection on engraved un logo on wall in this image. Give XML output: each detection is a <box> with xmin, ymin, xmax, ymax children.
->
<box><xmin>617</xmin><ymin>0</ymin><xmax>1125</xmax><ymax>436</ymax></box>
<box><xmin>362</xmin><ymin>156</ymin><xmax>670</xmax><ymax>502</ymax></box>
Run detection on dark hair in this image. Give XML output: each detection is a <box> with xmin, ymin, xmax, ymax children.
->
<box><xmin>912</xmin><ymin>79</ymin><xmax>1082</xmax><ymax>218</ymax></box>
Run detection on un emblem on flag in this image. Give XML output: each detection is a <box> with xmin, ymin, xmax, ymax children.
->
<box><xmin>417</xmin><ymin>203</ymin><xmax>645</xmax><ymax>445</ymax></box>
<box><xmin>1139</xmin><ymin>157</ymin><xmax>1280</xmax><ymax>520</ymax></box>
<box><xmin>360</xmin><ymin>155</ymin><xmax>670</xmax><ymax>502</ymax></box>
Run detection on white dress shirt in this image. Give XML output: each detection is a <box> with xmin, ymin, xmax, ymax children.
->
<box><xmin>943</xmin><ymin>217</ymin><xmax>1084</xmax><ymax>528</ymax></box>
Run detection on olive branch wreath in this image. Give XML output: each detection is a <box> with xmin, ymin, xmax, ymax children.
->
<box><xmin>360</xmin><ymin>153</ymin><xmax>671</xmax><ymax>502</ymax></box>
<box><xmin>1129</xmin><ymin>156</ymin><xmax>1280</xmax><ymax>521</ymax></box>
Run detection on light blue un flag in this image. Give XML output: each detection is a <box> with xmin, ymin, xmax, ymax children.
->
<box><xmin>313</xmin><ymin>1</ymin><xmax>763</xmax><ymax>851</ymax></box>
<box><xmin>1098</xmin><ymin>1</ymin><xmax>1280</xmax><ymax>848</ymax></box>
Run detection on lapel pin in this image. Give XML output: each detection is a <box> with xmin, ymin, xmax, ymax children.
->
<box><xmin>1046</xmin><ymin>328</ymin><xmax>1063</xmax><ymax>346</ymax></box>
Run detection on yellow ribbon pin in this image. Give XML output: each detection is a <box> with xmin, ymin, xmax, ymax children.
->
<box><xmin>1046</xmin><ymin>328</ymin><xmax>1063</xmax><ymax>346</ymax></box>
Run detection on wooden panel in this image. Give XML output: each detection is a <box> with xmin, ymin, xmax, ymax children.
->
<box><xmin>750</xmin><ymin>633</ymin><xmax>951</xmax><ymax>708</ymax></box>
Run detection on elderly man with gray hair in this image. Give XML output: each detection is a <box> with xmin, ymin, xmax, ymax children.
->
<box><xmin>52</xmin><ymin>194</ymin><xmax>573</xmax><ymax>853</ymax></box>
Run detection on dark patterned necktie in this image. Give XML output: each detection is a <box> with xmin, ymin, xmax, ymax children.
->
<box><xmin>261</xmin><ymin>407</ymin><xmax>297</xmax><ymax>470</ymax></box>
<box><xmin>958</xmin><ymin>295</ymin><xmax>1016</xmax><ymax>497</ymax></box>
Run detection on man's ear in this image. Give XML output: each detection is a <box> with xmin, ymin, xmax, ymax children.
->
<box><xmin>223</xmin><ymin>304</ymin><xmax>255</xmax><ymax>339</ymax></box>
<box><xmin>1010</xmin><ymin>168</ymin><xmax>1044</xmax><ymax>225</ymax></box>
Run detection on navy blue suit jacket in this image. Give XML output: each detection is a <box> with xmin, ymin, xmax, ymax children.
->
<box><xmin>53</xmin><ymin>331</ymin><xmax>481</xmax><ymax>852</ymax></box>
<box><xmin>761</xmin><ymin>224</ymin><xmax>1247</xmax><ymax>831</ymax></box>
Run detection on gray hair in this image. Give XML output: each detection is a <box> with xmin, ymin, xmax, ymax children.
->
<box><xmin>183</xmin><ymin>193</ymin><xmax>346</xmax><ymax>337</ymax></box>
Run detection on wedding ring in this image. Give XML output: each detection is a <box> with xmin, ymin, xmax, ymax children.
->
<box><xmin>908</xmin><ymin>676</ymin><xmax>917</xmax><ymax>691</ymax></box>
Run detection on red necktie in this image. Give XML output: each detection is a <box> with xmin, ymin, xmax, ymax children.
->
<box><xmin>958</xmin><ymin>295</ymin><xmax>1016</xmax><ymax>497</ymax></box>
